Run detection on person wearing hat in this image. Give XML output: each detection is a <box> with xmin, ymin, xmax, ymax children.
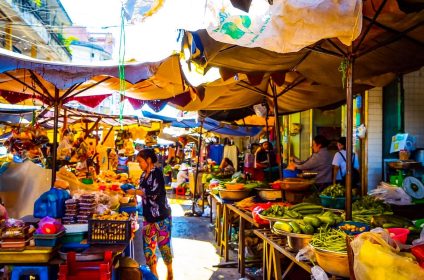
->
<box><xmin>254</xmin><ymin>139</ymin><xmax>277</xmax><ymax>180</ymax></box>
<box><xmin>176</xmin><ymin>163</ymin><xmax>189</xmax><ymax>189</ymax></box>
<box><xmin>289</xmin><ymin>135</ymin><xmax>333</xmax><ymax>190</ymax></box>
<box><xmin>332</xmin><ymin>137</ymin><xmax>360</xmax><ymax>186</ymax></box>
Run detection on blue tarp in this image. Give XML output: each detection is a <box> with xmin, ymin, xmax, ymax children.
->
<box><xmin>142</xmin><ymin>111</ymin><xmax>262</xmax><ymax>137</ymax></box>
<box><xmin>0</xmin><ymin>108</ymin><xmax>35</xmax><ymax>123</ymax></box>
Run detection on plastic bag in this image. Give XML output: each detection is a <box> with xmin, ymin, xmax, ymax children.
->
<box><xmin>351</xmin><ymin>231</ymin><xmax>424</xmax><ymax>280</ymax></box>
<box><xmin>139</xmin><ymin>265</ymin><xmax>158</xmax><ymax>280</ymax></box>
<box><xmin>413</xmin><ymin>227</ymin><xmax>424</xmax><ymax>246</ymax></box>
<box><xmin>34</xmin><ymin>188</ymin><xmax>71</xmax><ymax>218</ymax></box>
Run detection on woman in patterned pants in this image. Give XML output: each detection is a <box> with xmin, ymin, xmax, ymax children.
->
<box><xmin>126</xmin><ymin>149</ymin><xmax>173</xmax><ymax>279</ymax></box>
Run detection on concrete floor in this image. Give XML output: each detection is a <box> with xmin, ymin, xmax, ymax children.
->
<box><xmin>133</xmin><ymin>196</ymin><xmax>243</xmax><ymax>280</ymax></box>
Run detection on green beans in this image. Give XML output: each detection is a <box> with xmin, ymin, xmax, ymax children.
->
<box><xmin>310</xmin><ymin>228</ymin><xmax>350</xmax><ymax>253</ymax></box>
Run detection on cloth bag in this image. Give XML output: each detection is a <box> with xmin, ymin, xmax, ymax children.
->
<box><xmin>351</xmin><ymin>231</ymin><xmax>424</xmax><ymax>280</ymax></box>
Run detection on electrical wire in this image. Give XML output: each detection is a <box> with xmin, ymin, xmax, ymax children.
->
<box><xmin>118</xmin><ymin>4</ymin><xmax>126</xmax><ymax>127</ymax></box>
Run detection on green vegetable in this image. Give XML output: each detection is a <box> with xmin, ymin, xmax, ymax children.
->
<box><xmin>310</xmin><ymin>228</ymin><xmax>350</xmax><ymax>253</ymax></box>
<box><xmin>317</xmin><ymin>215</ymin><xmax>335</xmax><ymax>226</ymax></box>
<box><xmin>274</xmin><ymin>221</ymin><xmax>293</xmax><ymax>233</ymax></box>
<box><xmin>303</xmin><ymin>215</ymin><xmax>321</xmax><ymax>227</ymax></box>
<box><xmin>321</xmin><ymin>184</ymin><xmax>346</xmax><ymax>197</ymax></box>
<box><xmin>289</xmin><ymin>221</ymin><xmax>302</xmax><ymax>233</ymax></box>
<box><xmin>299</xmin><ymin>223</ymin><xmax>315</xmax><ymax>235</ymax></box>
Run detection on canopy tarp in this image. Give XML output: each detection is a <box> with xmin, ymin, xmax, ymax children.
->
<box><xmin>142</xmin><ymin>111</ymin><xmax>262</xmax><ymax>137</ymax></box>
<box><xmin>0</xmin><ymin>49</ymin><xmax>190</xmax><ymax>110</ymax></box>
<box><xmin>181</xmin><ymin>0</ymin><xmax>424</xmax><ymax>114</ymax></box>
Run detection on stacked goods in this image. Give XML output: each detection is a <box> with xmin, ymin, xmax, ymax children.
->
<box><xmin>350</xmin><ymin>196</ymin><xmax>392</xmax><ymax>224</ymax></box>
<box><xmin>89</xmin><ymin>212</ymin><xmax>131</xmax><ymax>244</ymax></box>
<box><xmin>235</xmin><ymin>197</ymin><xmax>256</xmax><ymax>209</ymax></box>
<box><xmin>77</xmin><ymin>194</ymin><xmax>96</xmax><ymax>224</ymax></box>
<box><xmin>1</xmin><ymin>219</ymin><xmax>33</xmax><ymax>248</ymax></box>
<box><xmin>63</xmin><ymin>199</ymin><xmax>79</xmax><ymax>224</ymax></box>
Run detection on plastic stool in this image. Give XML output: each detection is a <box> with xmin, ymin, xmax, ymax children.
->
<box><xmin>175</xmin><ymin>187</ymin><xmax>185</xmax><ymax>196</ymax></box>
<box><xmin>11</xmin><ymin>266</ymin><xmax>49</xmax><ymax>280</ymax></box>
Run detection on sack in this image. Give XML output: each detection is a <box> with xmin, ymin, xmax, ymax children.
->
<box><xmin>33</xmin><ymin>188</ymin><xmax>71</xmax><ymax>218</ymax></box>
<box><xmin>351</xmin><ymin>232</ymin><xmax>424</xmax><ymax>280</ymax></box>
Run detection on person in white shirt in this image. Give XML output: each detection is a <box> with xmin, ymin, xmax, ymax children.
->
<box><xmin>332</xmin><ymin>137</ymin><xmax>360</xmax><ymax>185</ymax></box>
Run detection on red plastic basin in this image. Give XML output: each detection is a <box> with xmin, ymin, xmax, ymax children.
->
<box><xmin>387</xmin><ymin>228</ymin><xmax>410</xmax><ymax>244</ymax></box>
<box><xmin>411</xmin><ymin>244</ymin><xmax>424</xmax><ymax>262</ymax></box>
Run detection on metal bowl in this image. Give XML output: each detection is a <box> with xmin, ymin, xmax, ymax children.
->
<box><xmin>281</xmin><ymin>178</ymin><xmax>314</xmax><ymax>192</ymax></box>
<box><xmin>310</xmin><ymin>245</ymin><xmax>349</xmax><ymax>278</ymax></box>
<box><xmin>256</xmin><ymin>188</ymin><xmax>282</xmax><ymax>201</ymax></box>
<box><xmin>272</xmin><ymin>227</ymin><xmax>312</xmax><ymax>251</ymax></box>
<box><xmin>218</xmin><ymin>189</ymin><xmax>251</xmax><ymax>201</ymax></box>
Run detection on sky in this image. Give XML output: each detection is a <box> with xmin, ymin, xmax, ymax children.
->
<box><xmin>61</xmin><ymin>0</ymin><xmax>122</xmax><ymax>29</ymax></box>
<box><xmin>60</xmin><ymin>0</ymin><xmax>180</xmax><ymax>62</ymax></box>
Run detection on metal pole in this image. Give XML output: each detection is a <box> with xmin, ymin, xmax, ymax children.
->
<box><xmin>193</xmin><ymin>121</ymin><xmax>204</xmax><ymax>215</ymax></box>
<box><xmin>345</xmin><ymin>56</ymin><xmax>354</xmax><ymax>220</ymax></box>
<box><xmin>272</xmin><ymin>82</ymin><xmax>283</xmax><ymax>179</ymax></box>
<box><xmin>51</xmin><ymin>88</ymin><xmax>60</xmax><ymax>187</ymax></box>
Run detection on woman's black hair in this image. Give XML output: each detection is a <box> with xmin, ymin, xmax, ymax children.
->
<box><xmin>223</xmin><ymin>157</ymin><xmax>233</xmax><ymax>167</ymax></box>
<box><xmin>337</xmin><ymin>137</ymin><xmax>346</xmax><ymax>148</ymax></box>
<box><xmin>313</xmin><ymin>135</ymin><xmax>329</xmax><ymax>148</ymax></box>
<box><xmin>137</xmin><ymin>148</ymin><xmax>158</xmax><ymax>163</ymax></box>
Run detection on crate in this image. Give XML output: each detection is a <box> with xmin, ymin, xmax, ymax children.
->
<box><xmin>88</xmin><ymin>219</ymin><xmax>131</xmax><ymax>244</ymax></box>
<box><xmin>58</xmin><ymin>251</ymin><xmax>112</xmax><ymax>280</ymax></box>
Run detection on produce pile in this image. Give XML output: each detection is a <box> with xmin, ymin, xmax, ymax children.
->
<box><xmin>264</xmin><ymin>203</ymin><xmax>344</xmax><ymax>235</ymax></box>
<box><xmin>350</xmin><ymin>196</ymin><xmax>393</xmax><ymax>224</ymax></box>
<box><xmin>321</xmin><ymin>184</ymin><xmax>346</xmax><ymax>197</ymax></box>
<box><xmin>310</xmin><ymin>228</ymin><xmax>350</xmax><ymax>253</ymax></box>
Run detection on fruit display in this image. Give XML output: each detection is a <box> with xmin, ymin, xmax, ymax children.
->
<box><xmin>337</xmin><ymin>221</ymin><xmax>370</xmax><ymax>235</ymax></box>
<box><xmin>92</xmin><ymin>212</ymin><xmax>129</xmax><ymax>221</ymax></box>
<box><xmin>234</xmin><ymin>197</ymin><xmax>256</xmax><ymax>209</ymax></box>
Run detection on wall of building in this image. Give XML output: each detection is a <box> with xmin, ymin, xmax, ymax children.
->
<box><xmin>366</xmin><ymin>87</ymin><xmax>383</xmax><ymax>189</ymax></box>
<box><xmin>300</xmin><ymin>110</ymin><xmax>311</xmax><ymax>160</ymax></box>
<box><xmin>404</xmin><ymin>67</ymin><xmax>424</xmax><ymax>149</ymax></box>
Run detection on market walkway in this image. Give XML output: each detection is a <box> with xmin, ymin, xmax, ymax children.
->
<box><xmin>134</xmin><ymin>197</ymin><xmax>241</xmax><ymax>280</ymax></box>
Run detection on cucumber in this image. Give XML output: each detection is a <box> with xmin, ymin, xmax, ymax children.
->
<box><xmin>318</xmin><ymin>216</ymin><xmax>335</xmax><ymax>225</ymax></box>
<box><xmin>274</xmin><ymin>221</ymin><xmax>293</xmax><ymax>233</ymax></box>
<box><xmin>284</xmin><ymin>209</ymin><xmax>302</xmax><ymax>219</ymax></box>
<box><xmin>289</xmin><ymin>203</ymin><xmax>323</xmax><ymax>212</ymax></box>
<box><xmin>303</xmin><ymin>215</ymin><xmax>321</xmax><ymax>227</ymax></box>
<box><xmin>289</xmin><ymin>221</ymin><xmax>302</xmax><ymax>234</ymax></box>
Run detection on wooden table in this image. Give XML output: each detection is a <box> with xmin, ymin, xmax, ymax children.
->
<box><xmin>226</xmin><ymin>204</ymin><xmax>264</xmax><ymax>277</ymax></box>
<box><xmin>254</xmin><ymin>229</ymin><xmax>312</xmax><ymax>280</ymax></box>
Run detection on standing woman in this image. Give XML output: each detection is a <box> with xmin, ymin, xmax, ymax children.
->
<box><xmin>126</xmin><ymin>148</ymin><xmax>173</xmax><ymax>280</ymax></box>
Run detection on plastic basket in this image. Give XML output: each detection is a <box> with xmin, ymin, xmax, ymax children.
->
<box><xmin>62</xmin><ymin>232</ymin><xmax>86</xmax><ymax>244</ymax></box>
<box><xmin>88</xmin><ymin>219</ymin><xmax>131</xmax><ymax>244</ymax></box>
<box><xmin>33</xmin><ymin>231</ymin><xmax>65</xmax><ymax>247</ymax></box>
<box><xmin>319</xmin><ymin>195</ymin><xmax>346</xmax><ymax>209</ymax></box>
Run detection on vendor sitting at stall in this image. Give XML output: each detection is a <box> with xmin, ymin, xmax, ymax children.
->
<box><xmin>175</xmin><ymin>163</ymin><xmax>189</xmax><ymax>189</ymax></box>
<box><xmin>219</xmin><ymin>157</ymin><xmax>235</xmax><ymax>177</ymax></box>
<box><xmin>288</xmin><ymin>135</ymin><xmax>333</xmax><ymax>190</ymax></box>
<box><xmin>254</xmin><ymin>139</ymin><xmax>278</xmax><ymax>181</ymax></box>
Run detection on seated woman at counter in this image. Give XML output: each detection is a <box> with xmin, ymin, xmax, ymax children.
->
<box><xmin>219</xmin><ymin>157</ymin><xmax>235</xmax><ymax>175</ymax></box>
<box><xmin>287</xmin><ymin>135</ymin><xmax>333</xmax><ymax>190</ymax></box>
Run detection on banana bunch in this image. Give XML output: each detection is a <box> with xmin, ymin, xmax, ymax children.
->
<box><xmin>235</xmin><ymin>196</ymin><xmax>256</xmax><ymax>209</ymax></box>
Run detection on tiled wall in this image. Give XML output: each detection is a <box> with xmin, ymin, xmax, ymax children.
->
<box><xmin>404</xmin><ymin>68</ymin><xmax>424</xmax><ymax>148</ymax></box>
<box><xmin>367</xmin><ymin>87</ymin><xmax>383</xmax><ymax>190</ymax></box>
